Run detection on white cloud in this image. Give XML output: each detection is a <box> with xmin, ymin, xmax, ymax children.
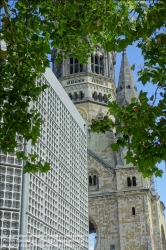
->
<box><xmin>89</xmin><ymin>247</ymin><xmax>94</xmax><ymax>250</ymax></box>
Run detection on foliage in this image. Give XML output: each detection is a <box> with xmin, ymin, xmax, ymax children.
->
<box><xmin>1</xmin><ymin>0</ymin><xmax>166</xmax><ymax>175</ymax></box>
<box><xmin>91</xmin><ymin>0</ymin><xmax>166</xmax><ymax>177</ymax></box>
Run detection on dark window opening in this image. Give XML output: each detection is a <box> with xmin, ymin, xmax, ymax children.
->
<box><xmin>110</xmin><ymin>245</ymin><xmax>115</xmax><ymax>250</ymax></box>
<box><xmin>91</xmin><ymin>54</ymin><xmax>104</xmax><ymax>75</ymax></box>
<box><xmin>98</xmin><ymin>93</ymin><xmax>102</xmax><ymax>102</ymax></box>
<box><xmin>132</xmin><ymin>207</ymin><xmax>135</xmax><ymax>215</ymax></box>
<box><xmin>69</xmin><ymin>93</ymin><xmax>72</xmax><ymax>100</ymax></box>
<box><xmin>132</xmin><ymin>177</ymin><xmax>136</xmax><ymax>186</ymax></box>
<box><xmin>99</xmin><ymin>56</ymin><xmax>103</xmax><ymax>74</ymax></box>
<box><xmin>80</xmin><ymin>64</ymin><xmax>83</xmax><ymax>72</ymax></box>
<box><xmin>70</xmin><ymin>58</ymin><xmax>73</xmax><ymax>64</ymax></box>
<box><xmin>93</xmin><ymin>92</ymin><xmax>97</xmax><ymax>101</ymax></box>
<box><xmin>93</xmin><ymin>175</ymin><xmax>97</xmax><ymax>185</ymax></box>
<box><xmin>127</xmin><ymin>177</ymin><xmax>131</xmax><ymax>187</ymax></box>
<box><xmin>74</xmin><ymin>92</ymin><xmax>78</xmax><ymax>100</ymax></box>
<box><xmin>69</xmin><ymin>57</ymin><xmax>83</xmax><ymax>74</ymax></box>
<box><xmin>79</xmin><ymin>91</ymin><xmax>84</xmax><ymax>100</ymax></box>
<box><xmin>70</xmin><ymin>65</ymin><xmax>73</xmax><ymax>74</ymax></box>
<box><xmin>120</xmin><ymin>86</ymin><xmax>122</xmax><ymax>90</ymax></box>
<box><xmin>75</xmin><ymin>64</ymin><xmax>78</xmax><ymax>73</ymax></box>
<box><xmin>103</xmin><ymin>94</ymin><xmax>107</xmax><ymax>103</ymax></box>
<box><xmin>89</xmin><ymin>176</ymin><xmax>92</xmax><ymax>186</ymax></box>
<box><xmin>95</xmin><ymin>65</ymin><xmax>99</xmax><ymax>74</ymax></box>
<box><xmin>127</xmin><ymin>85</ymin><xmax>130</xmax><ymax>89</ymax></box>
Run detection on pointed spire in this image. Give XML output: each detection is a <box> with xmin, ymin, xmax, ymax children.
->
<box><xmin>116</xmin><ymin>50</ymin><xmax>138</xmax><ymax>105</ymax></box>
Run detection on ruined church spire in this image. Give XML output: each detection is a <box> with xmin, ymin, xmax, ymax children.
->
<box><xmin>116</xmin><ymin>50</ymin><xmax>138</xmax><ymax>105</ymax></box>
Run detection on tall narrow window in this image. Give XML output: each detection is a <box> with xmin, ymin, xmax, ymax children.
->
<box><xmin>79</xmin><ymin>91</ymin><xmax>84</xmax><ymax>100</ymax></box>
<box><xmin>80</xmin><ymin>63</ymin><xmax>83</xmax><ymax>72</ymax></box>
<box><xmin>91</xmin><ymin>54</ymin><xmax>104</xmax><ymax>75</ymax></box>
<box><xmin>93</xmin><ymin>92</ymin><xmax>97</xmax><ymax>101</ymax></box>
<box><xmin>70</xmin><ymin>58</ymin><xmax>83</xmax><ymax>74</ymax></box>
<box><xmin>75</xmin><ymin>58</ymin><xmax>79</xmax><ymax>73</ymax></box>
<box><xmin>98</xmin><ymin>93</ymin><xmax>102</xmax><ymax>102</ymax></box>
<box><xmin>89</xmin><ymin>176</ymin><xmax>92</xmax><ymax>186</ymax></box>
<box><xmin>103</xmin><ymin>94</ymin><xmax>107</xmax><ymax>103</ymax></box>
<box><xmin>73</xmin><ymin>92</ymin><xmax>78</xmax><ymax>100</ymax></box>
<box><xmin>93</xmin><ymin>176</ymin><xmax>97</xmax><ymax>185</ymax></box>
<box><xmin>132</xmin><ymin>177</ymin><xmax>136</xmax><ymax>186</ymax></box>
<box><xmin>91</xmin><ymin>55</ymin><xmax>94</xmax><ymax>72</ymax></box>
<box><xmin>132</xmin><ymin>207</ymin><xmax>135</xmax><ymax>215</ymax></box>
<box><xmin>95</xmin><ymin>55</ymin><xmax>99</xmax><ymax>74</ymax></box>
<box><xmin>70</xmin><ymin>58</ymin><xmax>73</xmax><ymax>74</ymax></box>
<box><xmin>99</xmin><ymin>56</ymin><xmax>103</xmax><ymax>74</ymax></box>
<box><xmin>69</xmin><ymin>93</ymin><xmax>73</xmax><ymax>100</ymax></box>
<box><xmin>127</xmin><ymin>177</ymin><xmax>131</xmax><ymax>187</ymax></box>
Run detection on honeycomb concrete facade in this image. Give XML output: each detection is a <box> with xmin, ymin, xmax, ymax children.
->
<box><xmin>0</xmin><ymin>68</ymin><xmax>88</xmax><ymax>250</ymax></box>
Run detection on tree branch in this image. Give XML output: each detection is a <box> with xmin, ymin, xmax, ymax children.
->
<box><xmin>1</xmin><ymin>0</ymin><xmax>15</xmax><ymax>42</ymax></box>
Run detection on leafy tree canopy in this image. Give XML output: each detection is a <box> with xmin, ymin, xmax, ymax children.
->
<box><xmin>1</xmin><ymin>0</ymin><xmax>166</xmax><ymax>176</ymax></box>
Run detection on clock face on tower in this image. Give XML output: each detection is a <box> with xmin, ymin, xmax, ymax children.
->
<box><xmin>76</xmin><ymin>107</ymin><xmax>88</xmax><ymax>122</ymax></box>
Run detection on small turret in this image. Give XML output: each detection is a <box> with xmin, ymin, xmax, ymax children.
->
<box><xmin>116</xmin><ymin>49</ymin><xmax>138</xmax><ymax>105</ymax></box>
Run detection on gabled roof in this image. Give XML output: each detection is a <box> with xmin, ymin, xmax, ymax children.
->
<box><xmin>87</xmin><ymin>148</ymin><xmax>115</xmax><ymax>173</ymax></box>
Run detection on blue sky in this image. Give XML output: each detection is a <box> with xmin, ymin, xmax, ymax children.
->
<box><xmin>89</xmin><ymin>45</ymin><xmax>166</xmax><ymax>249</ymax></box>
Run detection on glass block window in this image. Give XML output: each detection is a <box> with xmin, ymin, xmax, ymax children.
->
<box><xmin>21</xmin><ymin>72</ymin><xmax>88</xmax><ymax>250</ymax></box>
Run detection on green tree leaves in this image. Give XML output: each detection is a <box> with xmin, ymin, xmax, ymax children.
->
<box><xmin>1</xmin><ymin>0</ymin><xmax>166</xmax><ymax>175</ymax></box>
<box><xmin>91</xmin><ymin>91</ymin><xmax>166</xmax><ymax>177</ymax></box>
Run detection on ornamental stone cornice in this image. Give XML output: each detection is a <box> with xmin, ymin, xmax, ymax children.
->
<box><xmin>64</xmin><ymin>82</ymin><xmax>115</xmax><ymax>94</ymax></box>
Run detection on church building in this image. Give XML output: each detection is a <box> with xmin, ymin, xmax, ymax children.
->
<box><xmin>52</xmin><ymin>47</ymin><xmax>166</xmax><ymax>250</ymax></box>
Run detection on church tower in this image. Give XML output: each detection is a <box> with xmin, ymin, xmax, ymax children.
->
<box><xmin>51</xmin><ymin>46</ymin><xmax>117</xmax><ymax>167</ymax></box>
<box><xmin>52</xmin><ymin>48</ymin><xmax>166</xmax><ymax>250</ymax></box>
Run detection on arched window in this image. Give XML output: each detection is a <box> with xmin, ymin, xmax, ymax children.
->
<box><xmin>103</xmin><ymin>94</ymin><xmax>107</xmax><ymax>103</ymax></box>
<box><xmin>132</xmin><ymin>207</ymin><xmax>136</xmax><ymax>215</ymax></box>
<box><xmin>93</xmin><ymin>92</ymin><xmax>97</xmax><ymax>101</ymax></box>
<box><xmin>73</xmin><ymin>92</ymin><xmax>78</xmax><ymax>100</ymax></box>
<box><xmin>70</xmin><ymin>58</ymin><xmax>83</xmax><ymax>74</ymax></box>
<box><xmin>69</xmin><ymin>93</ymin><xmax>73</xmax><ymax>100</ymax></box>
<box><xmin>79</xmin><ymin>91</ymin><xmax>84</xmax><ymax>100</ymax></box>
<box><xmin>127</xmin><ymin>177</ymin><xmax>131</xmax><ymax>187</ymax></box>
<box><xmin>99</xmin><ymin>56</ymin><xmax>103</xmax><ymax>74</ymax></box>
<box><xmin>98</xmin><ymin>93</ymin><xmax>102</xmax><ymax>102</ymax></box>
<box><xmin>70</xmin><ymin>58</ymin><xmax>73</xmax><ymax>74</ymax></box>
<box><xmin>91</xmin><ymin>54</ymin><xmax>104</xmax><ymax>75</ymax></box>
<box><xmin>93</xmin><ymin>175</ymin><xmax>97</xmax><ymax>185</ymax></box>
<box><xmin>132</xmin><ymin>177</ymin><xmax>136</xmax><ymax>186</ymax></box>
<box><xmin>91</xmin><ymin>55</ymin><xmax>94</xmax><ymax>72</ymax></box>
<box><xmin>89</xmin><ymin>176</ymin><xmax>92</xmax><ymax>186</ymax></box>
<box><xmin>127</xmin><ymin>85</ymin><xmax>130</xmax><ymax>89</ymax></box>
<box><xmin>95</xmin><ymin>56</ymin><xmax>99</xmax><ymax>73</ymax></box>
